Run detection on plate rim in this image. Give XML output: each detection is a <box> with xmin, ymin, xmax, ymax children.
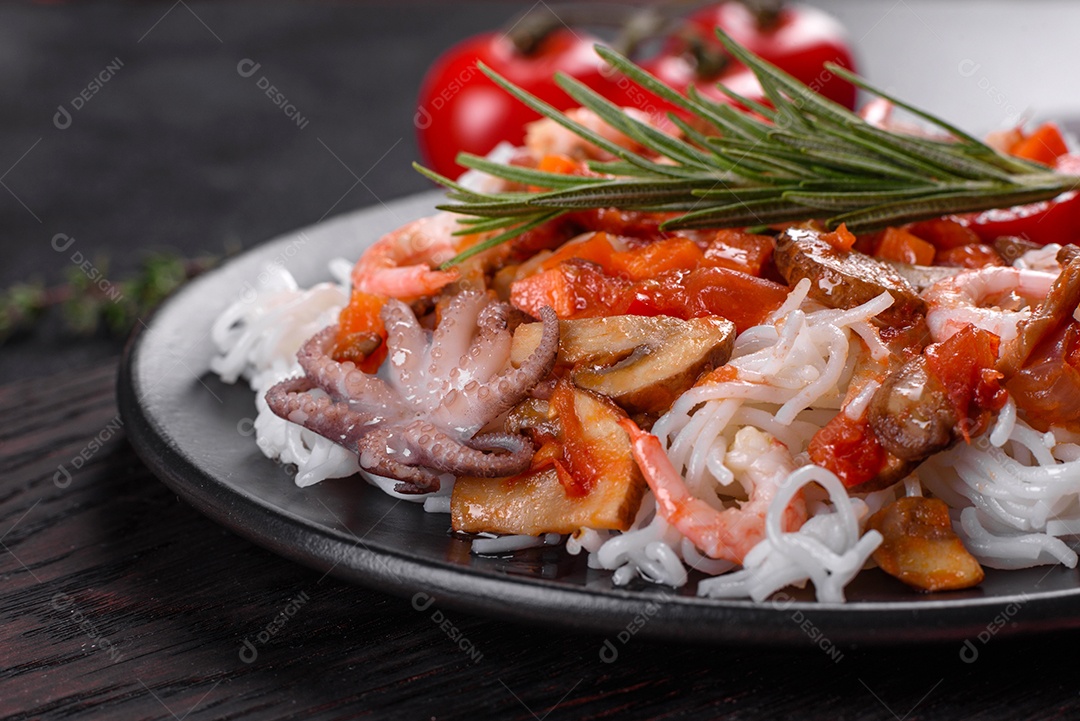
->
<box><xmin>117</xmin><ymin>191</ymin><xmax>1080</xmax><ymax>647</ymax></box>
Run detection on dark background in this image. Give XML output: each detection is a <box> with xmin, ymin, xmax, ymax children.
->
<box><xmin>4</xmin><ymin>4</ymin><xmax>1080</xmax><ymax>718</ymax></box>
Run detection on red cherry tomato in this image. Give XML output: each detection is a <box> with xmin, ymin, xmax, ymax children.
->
<box><xmin>952</xmin><ymin>153</ymin><xmax>1080</xmax><ymax>247</ymax></box>
<box><xmin>658</xmin><ymin>2</ymin><xmax>858</xmax><ymax>110</ymax></box>
<box><xmin>416</xmin><ymin>28</ymin><xmax>635</xmax><ymax>179</ymax></box>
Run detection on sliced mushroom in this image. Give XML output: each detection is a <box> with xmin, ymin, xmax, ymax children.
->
<box><xmin>774</xmin><ymin>227</ymin><xmax>926</xmax><ymax>324</ymax></box>
<box><xmin>868</xmin><ymin>355</ymin><xmax>958</xmax><ymax>463</ymax></box>
<box><xmin>867</xmin><ymin>496</ymin><xmax>984</xmax><ymax>592</ymax></box>
<box><xmin>452</xmin><ymin>387</ymin><xmax>645</xmax><ymax>535</ymax></box>
<box><xmin>510</xmin><ymin>315</ymin><xmax>735</xmax><ymax>416</ymax></box>
<box><xmin>880</xmin><ymin>260</ymin><xmax>961</xmax><ymax>294</ymax></box>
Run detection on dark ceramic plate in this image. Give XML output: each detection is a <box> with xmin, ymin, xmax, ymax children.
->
<box><xmin>119</xmin><ymin>191</ymin><xmax>1080</xmax><ymax>647</ymax></box>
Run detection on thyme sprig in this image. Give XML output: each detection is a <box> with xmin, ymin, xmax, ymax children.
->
<box><xmin>424</xmin><ymin>29</ymin><xmax>1079</xmax><ymax>267</ymax></box>
<box><xmin>0</xmin><ymin>252</ymin><xmax>220</xmax><ymax>344</ymax></box>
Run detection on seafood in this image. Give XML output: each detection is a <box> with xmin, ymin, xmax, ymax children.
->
<box><xmin>923</xmin><ymin>266</ymin><xmax>1057</xmax><ymax>347</ymax></box>
<box><xmin>265</xmin><ymin>290</ymin><xmax>559</xmax><ymax>492</ymax></box>
<box><xmin>773</xmin><ymin>227</ymin><xmax>926</xmax><ymax>324</ymax></box>
<box><xmin>622</xmin><ymin>420</ymin><xmax>807</xmax><ymax>564</ymax></box>
<box><xmin>524</xmin><ymin>107</ymin><xmax>656</xmax><ymax>161</ymax></box>
<box><xmin>350</xmin><ymin>212</ymin><xmax>462</xmax><ymax>300</ymax></box>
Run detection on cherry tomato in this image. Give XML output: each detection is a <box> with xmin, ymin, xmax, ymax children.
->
<box><xmin>656</xmin><ymin>2</ymin><xmax>858</xmax><ymax>110</ymax></box>
<box><xmin>640</xmin><ymin>53</ymin><xmax>765</xmax><ymax>115</ymax></box>
<box><xmin>415</xmin><ymin>28</ymin><xmax>635</xmax><ymax>179</ymax></box>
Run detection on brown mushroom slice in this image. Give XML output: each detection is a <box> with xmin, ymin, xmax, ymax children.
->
<box><xmin>868</xmin><ymin>355</ymin><xmax>958</xmax><ymax>463</ymax></box>
<box><xmin>867</xmin><ymin>496</ymin><xmax>984</xmax><ymax>592</ymax></box>
<box><xmin>774</xmin><ymin>227</ymin><xmax>926</xmax><ymax>324</ymax></box>
<box><xmin>880</xmin><ymin>260</ymin><xmax>961</xmax><ymax>294</ymax></box>
<box><xmin>451</xmin><ymin>387</ymin><xmax>644</xmax><ymax>536</ymax></box>
<box><xmin>511</xmin><ymin>315</ymin><xmax>735</xmax><ymax>415</ymax></box>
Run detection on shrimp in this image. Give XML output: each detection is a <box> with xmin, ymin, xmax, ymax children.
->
<box><xmin>621</xmin><ymin>420</ymin><xmax>807</xmax><ymax>565</ymax></box>
<box><xmin>923</xmin><ymin>266</ymin><xmax>1058</xmax><ymax>347</ymax></box>
<box><xmin>525</xmin><ymin>107</ymin><xmax>659</xmax><ymax>161</ymax></box>
<box><xmin>351</xmin><ymin>212</ymin><xmax>462</xmax><ymax>300</ymax></box>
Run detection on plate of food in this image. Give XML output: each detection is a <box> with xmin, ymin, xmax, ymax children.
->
<box><xmin>119</xmin><ymin>31</ymin><xmax>1080</xmax><ymax>646</ymax></box>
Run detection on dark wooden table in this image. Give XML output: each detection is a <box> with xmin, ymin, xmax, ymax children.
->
<box><xmin>6</xmin><ymin>2</ymin><xmax>1080</xmax><ymax>719</ymax></box>
<box><xmin>4</xmin><ymin>359</ymin><xmax>1080</xmax><ymax>720</ymax></box>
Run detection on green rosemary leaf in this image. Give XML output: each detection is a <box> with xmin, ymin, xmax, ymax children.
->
<box><xmin>527</xmin><ymin>178</ymin><xmax>722</xmax><ymax>208</ymax></box>
<box><xmin>825</xmin><ymin>63</ymin><xmax>987</xmax><ymax>149</ymax></box>
<box><xmin>592</xmin><ymin>46</ymin><xmax>720</xmax><ymax>126</ymax></box>
<box><xmin>684</xmin><ymin>84</ymin><xmax>772</xmax><ymax>142</ymax></box>
<box><xmin>436</xmin><ymin>197</ymin><xmax>546</xmax><ymax>217</ymax></box>
<box><xmin>554</xmin><ymin>73</ymin><xmax>723</xmax><ymax>173</ymax></box>
<box><xmin>412</xmin><ymin>162</ymin><xmax>489</xmax><ymax>200</ymax></box>
<box><xmin>665</xmin><ymin>198</ymin><xmax>819</xmax><ymax>229</ymax></box>
<box><xmin>830</xmin><ymin>185</ymin><xmax>1070</xmax><ymax>231</ymax></box>
<box><xmin>410</xmin><ymin>31</ymin><xmax>1080</xmax><ymax>266</ymax></box>
<box><xmin>478</xmin><ymin>62</ymin><xmax>682</xmax><ymax>178</ymax></box>
<box><xmin>584</xmin><ymin>160</ymin><xmax>662</xmax><ymax>177</ymax></box>
<box><xmin>691</xmin><ymin>185</ymin><xmax>797</xmax><ymax>201</ymax></box>
<box><xmin>439</xmin><ymin>211</ymin><xmax>564</xmax><ymax>268</ymax></box>
<box><xmin>455</xmin><ymin>154</ymin><xmax>595</xmax><ymax>189</ymax></box>
<box><xmin>782</xmin><ymin>188</ymin><xmax>949</xmax><ymax>211</ymax></box>
<box><xmin>445</xmin><ymin>215</ymin><xmax>535</xmax><ymax>235</ymax></box>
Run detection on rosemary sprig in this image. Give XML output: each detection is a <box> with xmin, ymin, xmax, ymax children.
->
<box><xmin>428</xmin><ymin>29</ymin><xmax>1080</xmax><ymax>268</ymax></box>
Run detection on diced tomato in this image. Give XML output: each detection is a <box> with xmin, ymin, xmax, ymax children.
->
<box><xmin>537</xmin><ymin>153</ymin><xmax>583</xmax><ymax>176</ymax></box>
<box><xmin>875</xmin><ymin>226</ymin><xmax>935</xmax><ymax>266</ymax></box>
<box><xmin>697</xmin><ymin>364</ymin><xmax>740</xmax><ymax>385</ymax></box>
<box><xmin>935</xmin><ymin>244</ymin><xmax>1005</xmax><ymax>269</ymax></box>
<box><xmin>821</xmin><ymin>222</ymin><xmax>856</xmax><ymax>252</ymax></box>
<box><xmin>925</xmin><ymin>324</ymin><xmax>1007</xmax><ymax>441</ymax></box>
<box><xmin>608</xmin><ymin>237</ymin><xmax>705</xmax><ymax>281</ymax></box>
<box><xmin>539</xmin><ymin>231</ymin><xmax>617</xmax><ymax>272</ymax></box>
<box><xmin>510</xmin><ymin>261</ymin><xmax>631</xmax><ymax>320</ymax></box>
<box><xmin>853</xmin><ymin>229</ymin><xmax>884</xmax><ymax>255</ymax></box>
<box><xmin>703</xmin><ymin>229</ymin><xmax>775</xmax><ymax>276</ymax></box>
<box><xmin>1009</xmin><ymin>122</ymin><xmax>1069</xmax><ymax>166</ymax></box>
<box><xmin>530</xmin><ymin>438</ymin><xmax>564</xmax><ymax>469</ymax></box>
<box><xmin>549</xmin><ymin>381</ymin><xmax>598</xmax><ymax>497</ymax></box>
<box><xmin>808</xmin><ymin>413</ymin><xmax>885</xmax><ymax>488</ymax></box>
<box><xmin>627</xmin><ymin>267</ymin><xmax>789</xmax><ymax>332</ymax></box>
<box><xmin>906</xmin><ymin>218</ymin><xmax>980</xmax><ymax>250</ymax></box>
<box><xmin>569</xmin><ymin>208</ymin><xmax>676</xmax><ymax>239</ymax></box>
<box><xmin>335</xmin><ymin>291</ymin><xmax>387</xmax><ymax>373</ymax></box>
<box><xmin>509</xmin><ymin>215</ymin><xmax>584</xmax><ymax>260</ymax></box>
<box><xmin>956</xmin><ymin>190</ymin><xmax>1080</xmax><ymax>247</ymax></box>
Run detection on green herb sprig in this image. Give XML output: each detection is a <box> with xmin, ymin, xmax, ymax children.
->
<box><xmin>420</xmin><ymin>29</ymin><xmax>1079</xmax><ymax>267</ymax></box>
<box><xmin>0</xmin><ymin>252</ymin><xmax>220</xmax><ymax>344</ymax></box>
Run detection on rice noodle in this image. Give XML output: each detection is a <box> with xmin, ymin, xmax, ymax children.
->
<box><xmin>921</xmin><ymin>415</ymin><xmax>1080</xmax><ymax>570</ymax></box>
<box><xmin>588</xmin><ymin>286</ymin><xmax>892</xmax><ymax>600</ymax></box>
<box><xmin>213</xmin><ymin>212</ymin><xmax>1080</xmax><ymax>604</ymax></box>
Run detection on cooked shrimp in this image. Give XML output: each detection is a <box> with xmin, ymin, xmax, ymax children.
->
<box><xmin>525</xmin><ymin>107</ymin><xmax>657</xmax><ymax>161</ymax></box>
<box><xmin>351</xmin><ymin>212</ymin><xmax>462</xmax><ymax>300</ymax></box>
<box><xmin>621</xmin><ymin>420</ymin><xmax>807</xmax><ymax>565</ymax></box>
<box><xmin>923</xmin><ymin>266</ymin><xmax>1057</xmax><ymax>346</ymax></box>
